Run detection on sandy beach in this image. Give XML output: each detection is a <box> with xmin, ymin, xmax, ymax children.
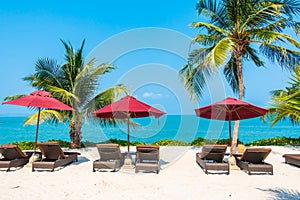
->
<box><xmin>0</xmin><ymin>145</ymin><xmax>300</xmax><ymax>200</ymax></box>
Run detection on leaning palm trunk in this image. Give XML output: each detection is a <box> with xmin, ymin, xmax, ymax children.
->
<box><xmin>232</xmin><ymin>55</ymin><xmax>244</xmax><ymax>153</ymax></box>
<box><xmin>69</xmin><ymin>120</ymin><xmax>82</xmax><ymax>148</ymax></box>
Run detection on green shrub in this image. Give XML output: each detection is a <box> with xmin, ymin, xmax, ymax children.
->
<box><xmin>246</xmin><ymin>137</ymin><xmax>300</xmax><ymax>146</ymax></box>
<box><xmin>101</xmin><ymin>138</ymin><xmax>146</xmax><ymax>146</ymax></box>
<box><xmin>11</xmin><ymin>136</ymin><xmax>300</xmax><ymax>151</ymax></box>
<box><xmin>152</xmin><ymin>139</ymin><xmax>190</xmax><ymax>146</ymax></box>
<box><xmin>191</xmin><ymin>137</ymin><xmax>243</xmax><ymax>146</ymax></box>
<box><xmin>11</xmin><ymin>141</ymin><xmax>35</xmax><ymax>150</ymax></box>
<box><xmin>191</xmin><ymin>137</ymin><xmax>206</xmax><ymax>146</ymax></box>
<box><xmin>11</xmin><ymin>140</ymin><xmax>71</xmax><ymax>150</ymax></box>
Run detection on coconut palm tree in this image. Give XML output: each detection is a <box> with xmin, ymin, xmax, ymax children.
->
<box><xmin>179</xmin><ymin>0</ymin><xmax>300</xmax><ymax>152</ymax></box>
<box><xmin>22</xmin><ymin>40</ymin><xmax>127</xmax><ymax>148</ymax></box>
<box><xmin>267</xmin><ymin>66</ymin><xmax>300</xmax><ymax>125</ymax></box>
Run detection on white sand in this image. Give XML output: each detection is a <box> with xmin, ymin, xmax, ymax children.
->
<box><xmin>1</xmin><ymin>145</ymin><xmax>300</xmax><ymax>200</ymax></box>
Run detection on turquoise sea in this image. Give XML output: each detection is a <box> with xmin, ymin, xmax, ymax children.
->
<box><xmin>0</xmin><ymin>115</ymin><xmax>299</xmax><ymax>144</ymax></box>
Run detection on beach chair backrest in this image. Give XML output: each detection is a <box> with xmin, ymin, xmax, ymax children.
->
<box><xmin>200</xmin><ymin>145</ymin><xmax>227</xmax><ymax>162</ymax></box>
<box><xmin>96</xmin><ymin>144</ymin><xmax>121</xmax><ymax>161</ymax></box>
<box><xmin>241</xmin><ymin>148</ymin><xmax>271</xmax><ymax>163</ymax></box>
<box><xmin>38</xmin><ymin>142</ymin><xmax>65</xmax><ymax>160</ymax></box>
<box><xmin>0</xmin><ymin>144</ymin><xmax>27</xmax><ymax>160</ymax></box>
<box><xmin>136</xmin><ymin>145</ymin><xmax>160</xmax><ymax>161</ymax></box>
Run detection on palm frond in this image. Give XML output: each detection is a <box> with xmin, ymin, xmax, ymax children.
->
<box><xmin>192</xmin><ymin>34</ymin><xmax>223</xmax><ymax>46</ymax></box>
<box><xmin>267</xmin><ymin>97</ymin><xmax>300</xmax><ymax>126</ymax></box>
<box><xmin>196</xmin><ymin>0</ymin><xmax>227</xmax><ymax>28</ymax></box>
<box><xmin>260</xmin><ymin>43</ymin><xmax>300</xmax><ymax>70</ymax></box>
<box><xmin>60</xmin><ymin>40</ymin><xmax>85</xmax><ymax>89</ymax></box>
<box><xmin>178</xmin><ymin>63</ymin><xmax>212</xmax><ymax>101</ymax></box>
<box><xmin>252</xmin><ymin>30</ymin><xmax>285</xmax><ymax>43</ymax></box>
<box><xmin>225</xmin><ymin>0</ymin><xmax>254</xmax><ymax>27</ymax></box>
<box><xmin>73</xmin><ymin>61</ymin><xmax>115</xmax><ymax>110</ymax></box>
<box><xmin>270</xmin><ymin>89</ymin><xmax>288</xmax><ymax>96</ymax></box>
<box><xmin>244</xmin><ymin>46</ymin><xmax>265</xmax><ymax>67</ymax></box>
<box><xmin>294</xmin><ymin>22</ymin><xmax>300</xmax><ymax>36</ymax></box>
<box><xmin>24</xmin><ymin>110</ymin><xmax>66</xmax><ymax>125</ymax></box>
<box><xmin>278</xmin><ymin>0</ymin><xmax>300</xmax><ymax>18</ymax></box>
<box><xmin>24</xmin><ymin>58</ymin><xmax>63</xmax><ymax>89</ymax></box>
<box><xmin>47</xmin><ymin>86</ymin><xmax>78</xmax><ymax>106</ymax></box>
<box><xmin>250</xmin><ymin>18</ymin><xmax>287</xmax><ymax>32</ymax></box>
<box><xmin>254</xmin><ymin>30</ymin><xmax>300</xmax><ymax>48</ymax></box>
<box><xmin>3</xmin><ymin>94</ymin><xmax>26</xmax><ymax>101</ymax></box>
<box><xmin>241</xmin><ymin>2</ymin><xmax>283</xmax><ymax>30</ymax></box>
<box><xmin>267</xmin><ymin>66</ymin><xmax>300</xmax><ymax>125</ymax></box>
<box><xmin>85</xmin><ymin>84</ymin><xmax>128</xmax><ymax>114</ymax></box>
<box><xmin>190</xmin><ymin>22</ymin><xmax>229</xmax><ymax>35</ymax></box>
<box><xmin>203</xmin><ymin>37</ymin><xmax>233</xmax><ymax>69</ymax></box>
<box><xmin>61</xmin><ymin>39</ymin><xmax>75</xmax><ymax>67</ymax></box>
<box><xmin>188</xmin><ymin>47</ymin><xmax>214</xmax><ymax>66</ymax></box>
<box><xmin>278</xmin><ymin>32</ymin><xmax>300</xmax><ymax>48</ymax></box>
<box><xmin>86</xmin><ymin>84</ymin><xmax>128</xmax><ymax>127</ymax></box>
<box><xmin>224</xmin><ymin>56</ymin><xmax>240</xmax><ymax>94</ymax></box>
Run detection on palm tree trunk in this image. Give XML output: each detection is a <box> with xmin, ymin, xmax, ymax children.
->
<box><xmin>232</xmin><ymin>54</ymin><xmax>244</xmax><ymax>153</ymax></box>
<box><xmin>69</xmin><ymin>120</ymin><xmax>82</xmax><ymax>148</ymax></box>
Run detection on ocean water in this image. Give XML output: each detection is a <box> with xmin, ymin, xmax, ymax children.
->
<box><xmin>0</xmin><ymin>115</ymin><xmax>299</xmax><ymax>144</ymax></box>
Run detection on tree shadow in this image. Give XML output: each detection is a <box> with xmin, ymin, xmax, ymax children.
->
<box><xmin>258</xmin><ymin>188</ymin><xmax>300</xmax><ymax>200</ymax></box>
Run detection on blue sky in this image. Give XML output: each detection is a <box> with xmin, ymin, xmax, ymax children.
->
<box><xmin>0</xmin><ymin>0</ymin><xmax>295</xmax><ymax>116</ymax></box>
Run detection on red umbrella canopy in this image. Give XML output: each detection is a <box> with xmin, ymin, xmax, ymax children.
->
<box><xmin>3</xmin><ymin>90</ymin><xmax>73</xmax><ymax>110</ymax></box>
<box><xmin>93</xmin><ymin>95</ymin><xmax>166</xmax><ymax>155</ymax></box>
<box><xmin>2</xmin><ymin>90</ymin><xmax>73</xmax><ymax>153</ymax></box>
<box><xmin>93</xmin><ymin>95</ymin><xmax>166</xmax><ymax>119</ymax></box>
<box><xmin>195</xmin><ymin>97</ymin><xmax>268</xmax><ymax>121</ymax></box>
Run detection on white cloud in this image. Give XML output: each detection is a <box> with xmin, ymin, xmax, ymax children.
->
<box><xmin>142</xmin><ymin>92</ymin><xmax>163</xmax><ymax>99</ymax></box>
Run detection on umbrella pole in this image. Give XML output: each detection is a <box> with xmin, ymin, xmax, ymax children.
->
<box><xmin>34</xmin><ymin>108</ymin><xmax>41</xmax><ymax>154</ymax></box>
<box><xmin>127</xmin><ymin>118</ymin><xmax>130</xmax><ymax>156</ymax></box>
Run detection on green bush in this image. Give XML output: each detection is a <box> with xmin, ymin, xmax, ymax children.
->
<box><xmin>9</xmin><ymin>136</ymin><xmax>300</xmax><ymax>151</ymax></box>
<box><xmin>191</xmin><ymin>137</ymin><xmax>243</xmax><ymax>146</ymax></box>
<box><xmin>11</xmin><ymin>141</ymin><xmax>35</xmax><ymax>150</ymax></box>
<box><xmin>101</xmin><ymin>138</ymin><xmax>146</xmax><ymax>146</ymax></box>
<box><xmin>246</xmin><ymin>137</ymin><xmax>300</xmax><ymax>146</ymax></box>
<box><xmin>152</xmin><ymin>139</ymin><xmax>190</xmax><ymax>146</ymax></box>
<box><xmin>191</xmin><ymin>137</ymin><xmax>206</xmax><ymax>146</ymax></box>
<box><xmin>10</xmin><ymin>140</ymin><xmax>71</xmax><ymax>150</ymax></box>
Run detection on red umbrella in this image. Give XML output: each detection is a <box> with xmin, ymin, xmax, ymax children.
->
<box><xmin>3</xmin><ymin>90</ymin><xmax>73</xmax><ymax>153</ymax></box>
<box><xmin>195</xmin><ymin>97</ymin><xmax>268</xmax><ymax>146</ymax></box>
<box><xmin>93</xmin><ymin>95</ymin><xmax>166</xmax><ymax>154</ymax></box>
